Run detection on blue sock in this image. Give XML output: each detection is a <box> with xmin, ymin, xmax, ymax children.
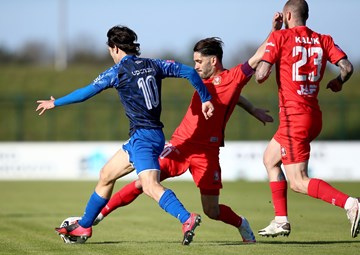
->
<box><xmin>158</xmin><ymin>189</ymin><xmax>190</xmax><ymax>224</ymax></box>
<box><xmin>78</xmin><ymin>191</ymin><xmax>108</xmax><ymax>228</ymax></box>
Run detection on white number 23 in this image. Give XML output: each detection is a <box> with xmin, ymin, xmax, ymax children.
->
<box><xmin>292</xmin><ymin>46</ymin><xmax>323</xmax><ymax>82</ymax></box>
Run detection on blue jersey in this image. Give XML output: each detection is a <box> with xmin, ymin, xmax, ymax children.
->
<box><xmin>55</xmin><ymin>55</ymin><xmax>211</xmax><ymax>136</ymax></box>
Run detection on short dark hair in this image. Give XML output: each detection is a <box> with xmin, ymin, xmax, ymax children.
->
<box><xmin>285</xmin><ymin>0</ymin><xmax>309</xmax><ymax>22</ymax></box>
<box><xmin>107</xmin><ymin>25</ymin><xmax>141</xmax><ymax>56</ymax></box>
<box><xmin>193</xmin><ymin>37</ymin><xmax>224</xmax><ymax>63</ymax></box>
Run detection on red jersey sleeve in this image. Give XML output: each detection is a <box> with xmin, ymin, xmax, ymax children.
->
<box><xmin>322</xmin><ymin>35</ymin><xmax>347</xmax><ymax>64</ymax></box>
<box><xmin>262</xmin><ymin>30</ymin><xmax>283</xmax><ymax>64</ymax></box>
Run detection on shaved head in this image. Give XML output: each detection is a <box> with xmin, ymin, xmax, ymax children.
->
<box><xmin>284</xmin><ymin>0</ymin><xmax>309</xmax><ymax>22</ymax></box>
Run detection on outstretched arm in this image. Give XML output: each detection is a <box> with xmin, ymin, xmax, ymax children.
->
<box><xmin>326</xmin><ymin>58</ymin><xmax>353</xmax><ymax>92</ymax></box>
<box><xmin>36</xmin><ymin>67</ymin><xmax>118</xmax><ymax>115</ymax></box>
<box><xmin>36</xmin><ymin>84</ymin><xmax>103</xmax><ymax>115</ymax></box>
<box><xmin>237</xmin><ymin>95</ymin><xmax>273</xmax><ymax>125</ymax></box>
<box><xmin>247</xmin><ymin>12</ymin><xmax>283</xmax><ymax>69</ymax></box>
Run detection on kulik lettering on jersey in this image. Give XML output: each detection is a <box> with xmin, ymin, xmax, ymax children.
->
<box><xmin>297</xmin><ymin>84</ymin><xmax>317</xmax><ymax>96</ymax></box>
<box><xmin>295</xmin><ymin>37</ymin><xmax>319</xmax><ymax>45</ymax></box>
<box><xmin>132</xmin><ymin>68</ymin><xmax>155</xmax><ymax>76</ymax></box>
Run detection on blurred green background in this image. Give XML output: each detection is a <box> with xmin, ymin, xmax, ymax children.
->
<box><xmin>1</xmin><ymin>63</ymin><xmax>359</xmax><ymax>142</ymax></box>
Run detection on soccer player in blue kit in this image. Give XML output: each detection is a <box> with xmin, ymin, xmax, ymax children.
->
<box><xmin>36</xmin><ymin>25</ymin><xmax>214</xmax><ymax>245</ymax></box>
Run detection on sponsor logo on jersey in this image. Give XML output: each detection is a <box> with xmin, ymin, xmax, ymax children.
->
<box><xmin>132</xmin><ymin>67</ymin><xmax>155</xmax><ymax>76</ymax></box>
<box><xmin>266</xmin><ymin>42</ymin><xmax>275</xmax><ymax>47</ymax></box>
<box><xmin>297</xmin><ymin>84</ymin><xmax>317</xmax><ymax>96</ymax></box>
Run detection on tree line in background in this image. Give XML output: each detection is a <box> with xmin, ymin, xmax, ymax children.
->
<box><xmin>0</xmin><ymin>40</ymin><xmax>264</xmax><ymax>69</ymax></box>
<box><xmin>0</xmin><ymin>42</ymin><xmax>109</xmax><ymax>66</ymax></box>
<box><xmin>1</xmin><ymin>39</ymin><xmax>359</xmax><ymax>69</ymax></box>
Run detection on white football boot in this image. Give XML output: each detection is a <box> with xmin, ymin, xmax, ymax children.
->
<box><xmin>258</xmin><ymin>220</ymin><xmax>291</xmax><ymax>237</ymax></box>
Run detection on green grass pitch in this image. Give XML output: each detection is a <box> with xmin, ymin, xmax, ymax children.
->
<box><xmin>1</xmin><ymin>181</ymin><xmax>359</xmax><ymax>255</ymax></box>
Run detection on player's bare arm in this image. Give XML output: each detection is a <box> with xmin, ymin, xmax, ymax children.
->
<box><xmin>36</xmin><ymin>96</ymin><xmax>56</xmax><ymax>115</ymax></box>
<box><xmin>255</xmin><ymin>61</ymin><xmax>272</xmax><ymax>84</ymax></box>
<box><xmin>248</xmin><ymin>12</ymin><xmax>283</xmax><ymax>69</ymax></box>
<box><xmin>326</xmin><ymin>58</ymin><xmax>354</xmax><ymax>92</ymax></box>
<box><xmin>237</xmin><ymin>95</ymin><xmax>273</xmax><ymax>125</ymax></box>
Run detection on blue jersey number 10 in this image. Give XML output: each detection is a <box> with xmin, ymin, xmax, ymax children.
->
<box><xmin>137</xmin><ymin>75</ymin><xmax>160</xmax><ymax>110</ymax></box>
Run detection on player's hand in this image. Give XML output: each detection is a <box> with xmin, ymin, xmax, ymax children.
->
<box><xmin>202</xmin><ymin>101</ymin><xmax>214</xmax><ymax>120</ymax></box>
<box><xmin>252</xmin><ymin>108</ymin><xmax>274</xmax><ymax>125</ymax></box>
<box><xmin>272</xmin><ymin>12</ymin><xmax>283</xmax><ymax>31</ymax></box>
<box><xmin>36</xmin><ymin>96</ymin><xmax>56</xmax><ymax>115</ymax></box>
<box><xmin>326</xmin><ymin>78</ymin><xmax>343</xmax><ymax>92</ymax></box>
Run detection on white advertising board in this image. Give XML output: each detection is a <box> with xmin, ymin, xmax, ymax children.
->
<box><xmin>219</xmin><ymin>141</ymin><xmax>360</xmax><ymax>181</ymax></box>
<box><xmin>0</xmin><ymin>141</ymin><xmax>359</xmax><ymax>181</ymax></box>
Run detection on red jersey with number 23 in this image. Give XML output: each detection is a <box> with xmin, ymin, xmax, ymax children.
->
<box><xmin>262</xmin><ymin>26</ymin><xmax>346</xmax><ymax>116</ymax></box>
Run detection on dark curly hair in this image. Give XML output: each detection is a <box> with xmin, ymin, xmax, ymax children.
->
<box><xmin>107</xmin><ymin>25</ymin><xmax>141</xmax><ymax>56</ymax></box>
<box><xmin>193</xmin><ymin>37</ymin><xmax>224</xmax><ymax>63</ymax></box>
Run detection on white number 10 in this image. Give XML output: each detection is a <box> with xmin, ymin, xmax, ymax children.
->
<box><xmin>137</xmin><ymin>75</ymin><xmax>159</xmax><ymax>110</ymax></box>
<box><xmin>292</xmin><ymin>46</ymin><xmax>323</xmax><ymax>82</ymax></box>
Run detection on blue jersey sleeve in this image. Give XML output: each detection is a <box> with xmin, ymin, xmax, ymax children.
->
<box><xmin>153</xmin><ymin>59</ymin><xmax>211</xmax><ymax>102</ymax></box>
<box><xmin>54</xmin><ymin>84</ymin><xmax>102</xmax><ymax>106</ymax></box>
<box><xmin>54</xmin><ymin>65</ymin><xmax>120</xmax><ymax>106</ymax></box>
<box><xmin>178</xmin><ymin>64</ymin><xmax>212</xmax><ymax>102</ymax></box>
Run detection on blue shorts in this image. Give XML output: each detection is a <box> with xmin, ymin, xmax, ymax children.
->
<box><xmin>122</xmin><ymin>128</ymin><xmax>165</xmax><ymax>174</ymax></box>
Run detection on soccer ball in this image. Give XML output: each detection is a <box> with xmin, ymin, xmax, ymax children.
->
<box><xmin>59</xmin><ymin>216</ymin><xmax>87</xmax><ymax>244</ymax></box>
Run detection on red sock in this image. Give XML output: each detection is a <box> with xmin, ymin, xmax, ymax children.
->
<box><xmin>270</xmin><ymin>181</ymin><xmax>288</xmax><ymax>216</ymax></box>
<box><xmin>307</xmin><ymin>178</ymin><xmax>349</xmax><ymax>208</ymax></box>
<box><xmin>216</xmin><ymin>204</ymin><xmax>242</xmax><ymax>228</ymax></box>
<box><xmin>101</xmin><ymin>181</ymin><xmax>143</xmax><ymax>217</ymax></box>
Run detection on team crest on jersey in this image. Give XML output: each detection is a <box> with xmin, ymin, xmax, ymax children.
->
<box><xmin>213</xmin><ymin>76</ymin><xmax>222</xmax><ymax>85</ymax></box>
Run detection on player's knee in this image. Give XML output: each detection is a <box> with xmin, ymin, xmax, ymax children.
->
<box><xmin>263</xmin><ymin>154</ymin><xmax>273</xmax><ymax>169</ymax></box>
<box><xmin>98</xmin><ymin>167</ymin><xmax>115</xmax><ymax>185</ymax></box>
<box><xmin>203</xmin><ymin>206</ymin><xmax>219</xmax><ymax>220</ymax></box>
<box><xmin>141</xmin><ymin>185</ymin><xmax>151</xmax><ymax>197</ymax></box>
<box><xmin>140</xmin><ymin>182</ymin><xmax>158</xmax><ymax>199</ymax></box>
<box><xmin>288</xmin><ymin>181</ymin><xmax>305</xmax><ymax>194</ymax></box>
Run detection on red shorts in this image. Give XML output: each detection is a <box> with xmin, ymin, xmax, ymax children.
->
<box><xmin>159</xmin><ymin>138</ymin><xmax>222</xmax><ymax>194</ymax></box>
<box><xmin>274</xmin><ymin>112</ymin><xmax>322</xmax><ymax>165</ymax></box>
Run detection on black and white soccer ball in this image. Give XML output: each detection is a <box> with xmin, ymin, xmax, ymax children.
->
<box><xmin>59</xmin><ymin>216</ymin><xmax>87</xmax><ymax>244</ymax></box>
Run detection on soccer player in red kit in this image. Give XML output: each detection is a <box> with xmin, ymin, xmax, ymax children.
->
<box><xmin>255</xmin><ymin>0</ymin><xmax>359</xmax><ymax>238</ymax></box>
<box><xmin>93</xmin><ymin>14</ymin><xmax>283</xmax><ymax>243</ymax></box>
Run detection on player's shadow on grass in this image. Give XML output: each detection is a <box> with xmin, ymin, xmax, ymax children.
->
<box><xmin>87</xmin><ymin>241</ymin><xmax>189</xmax><ymax>245</ymax></box>
<box><xmin>215</xmin><ymin>240</ymin><xmax>360</xmax><ymax>245</ymax></box>
<box><xmin>87</xmin><ymin>240</ymin><xmax>360</xmax><ymax>245</ymax></box>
